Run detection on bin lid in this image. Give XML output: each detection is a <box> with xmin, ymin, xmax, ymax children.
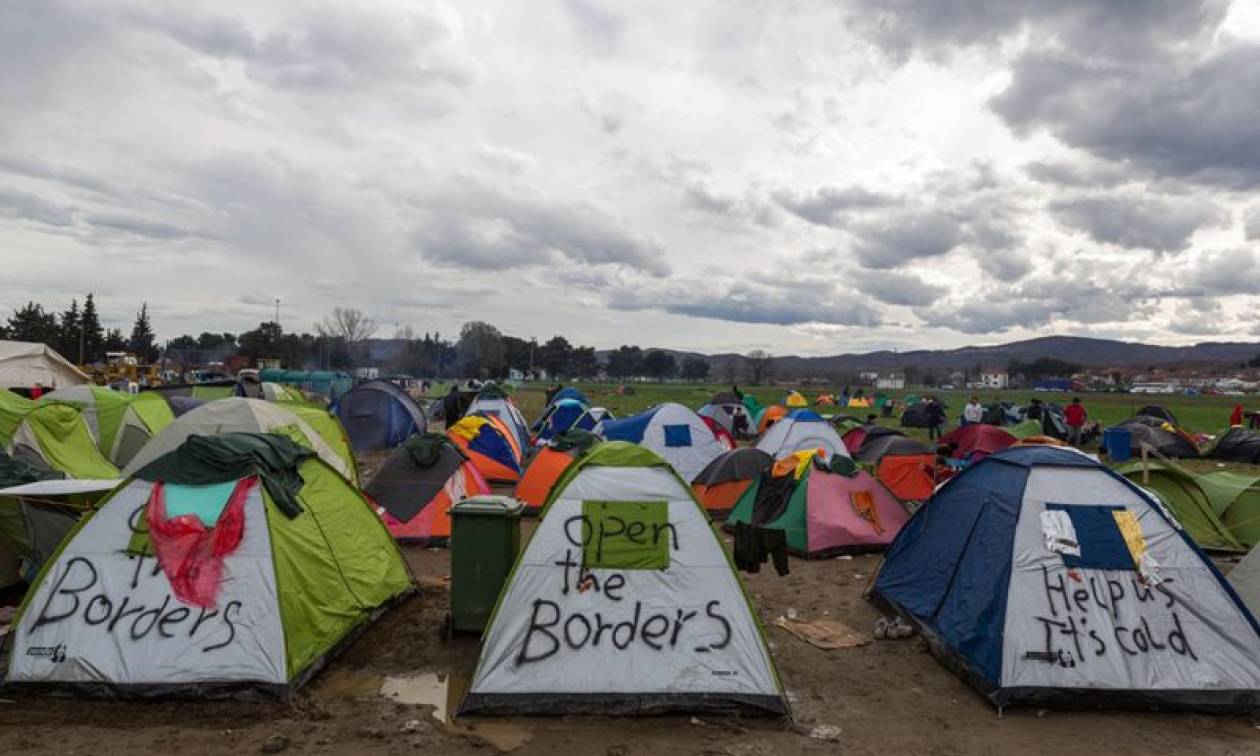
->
<box><xmin>451</xmin><ymin>495</ymin><xmax>525</xmax><ymax>516</ymax></box>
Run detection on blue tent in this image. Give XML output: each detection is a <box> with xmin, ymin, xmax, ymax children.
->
<box><xmin>333</xmin><ymin>380</ymin><xmax>427</xmax><ymax>451</ymax></box>
<box><xmin>873</xmin><ymin>445</ymin><xmax>1260</xmax><ymax>712</ymax></box>
<box><xmin>535</xmin><ymin>399</ymin><xmax>588</xmax><ymax>443</ymax></box>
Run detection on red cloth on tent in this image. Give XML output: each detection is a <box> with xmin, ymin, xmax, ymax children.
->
<box><xmin>146</xmin><ymin>476</ymin><xmax>254</xmax><ymax>608</ymax></box>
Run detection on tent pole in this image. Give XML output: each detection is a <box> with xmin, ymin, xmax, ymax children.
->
<box><xmin>1141</xmin><ymin>443</ymin><xmax>1149</xmax><ymax>486</ymax></box>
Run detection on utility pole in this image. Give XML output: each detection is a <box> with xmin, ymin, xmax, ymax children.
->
<box><xmin>274</xmin><ymin>298</ymin><xmax>281</xmax><ymax>327</ymax></box>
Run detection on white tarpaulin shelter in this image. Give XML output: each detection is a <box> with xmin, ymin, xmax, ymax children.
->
<box><xmin>0</xmin><ymin>341</ymin><xmax>89</xmax><ymax>389</ymax></box>
<box><xmin>460</xmin><ymin>441</ymin><xmax>787</xmax><ymax>716</ymax></box>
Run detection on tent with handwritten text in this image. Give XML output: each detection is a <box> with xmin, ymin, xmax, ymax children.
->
<box><xmin>460</xmin><ymin>441</ymin><xmax>787</xmax><ymax>716</ymax></box>
<box><xmin>872</xmin><ymin>445</ymin><xmax>1260</xmax><ymax>711</ymax></box>
<box><xmin>3</xmin><ymin>433</ymin><xmax>412</xmax><ymax>699</ymax></box>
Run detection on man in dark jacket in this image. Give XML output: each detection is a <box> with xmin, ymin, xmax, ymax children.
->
<box><xmin>926</xmin><ymin>397</ymin><xmax>947</xmax><ymax>441</ymax></box>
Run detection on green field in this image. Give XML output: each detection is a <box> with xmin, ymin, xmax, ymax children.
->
<box><xmin>510</xmin><ymin>382</ymin><xmax>1246</xmax><ymax>440</ymax></box>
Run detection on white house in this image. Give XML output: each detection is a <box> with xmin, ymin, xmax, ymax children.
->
<box><xmin>979</xmin><ymin>368</ymin><xmax>1009</xmax><ymax>390</ymax></box>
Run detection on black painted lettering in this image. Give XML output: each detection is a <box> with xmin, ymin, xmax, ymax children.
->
<box><xmin>83</xmin><ymin>594</ymin><xmax>113</xmax><ymax>626</ymax></box>
<box><xmin>641</xmin><ymin>614</ymin><xmax>670</xmax><ymax>650</ymax></box>
<box><xmin>554</xmin><ymin>550</ymin><xmax>579</xmax><ymax>595</ymax></box>
<box><xmin>563</xmin><ymin>515</ymin><xmax>591</xmax><ymax>548</ymax></box>
<box><xmin>592</xmin><ymin>612</ymin><xmax>615</xmax><ymax>646</ymax></box>
<box><xmin>31</xmin><ymin>557</ymin><xmax>98</xmax><ymax>631</ymax></box>
<box><xmin>670</xmin><ymin>609</ymin><xmax>697</xmax><ymax>647</ymax></box>
<box><xmin>1072</xmin><ymin>588</ymin><xmax>1090</xmax><ymax>614</ymax></box>
<box><xmin>131</xmin><ymin>595</ymin><xmax>170</xmax><ymax>641</ymax></box>
<box><xmin>652</xmin><ymin>522</ymin><xmax>679</xmax><ymax>551</ymax></box>
<box><xmin>564</xmin><ymin>613</ymin><xmax>593</xmax><ymax>649</ymax></box>
<box><xmin>158</xmin><ymin>607</ymin><xmax>191</xmax><ymax>639</ymax></box>
<box><xmin>202</xmin><ymin>600</ymin><xmax>241</xmax><ymax>653</ymax></box>
<box><xmin>1140</xmin><ymin>617</ymin><xmax>1167</xmax><ymax>651</ymax></box>
<box><xmin>625</xmin><ymin>521</ymin><xmax>646</xmax><ymax>544</ymax></box>
<box><xmin>1168</xmin><ymin>612</ymin><xmax>1197</xmax><ymax>660</ymax></box>
<box><xmin>108</xmin><ymin>595</ymin><xmax>144</xmax><ymax>633</ymax></box>
<box><xmin>603</xmin><ymin>573</ymin><xmax>625</xmax><ymax>602</ymax></box>
<box><xmin>1114</xmin><ymin>626</ymin><xmax>1139</xmax><ymax>656</ymax></box>
<box><xmin>704</xmin><ymin>601</ymin><xmax>731</xmax><ymax>651</ymax></box>
<box><xmin>597</xmin><ymin>516</ymin><xmax>626</xmax><ymax>562</ymax></box>
<box><xmin>517</xmin><ymin>599</ymin><xmax>561</xmax><ymax>665</ymax></box>
<box><xmin>612</xmin><ymin>601</ymin><xmax>642</xmax><ymax>650</ymax></box>
<box><xmin>189</xmin><ymin>606</ymin><xmax>220</xmax><ymax>638</ymax></box>
<box><xmin>1040</xmin><ymin>565</ymin><xmax>1068</xmax><ymax>618</ymax></box>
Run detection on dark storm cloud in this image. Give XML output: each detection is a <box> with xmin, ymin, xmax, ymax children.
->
<box><xmin>994</xmin><ymin>45</ymin><xmax>1260</xmax><ymax>188</ymax></box>
<box><xmin>773</xmin><ymin>185</ymin><xmax>898</xmax><ymax>227</ymax></box>
<box><xmin>1024</xmin><ymin>160</ymin><xmax>1134</xmax><ymax>190</ymax></box>
<box><xmin>0</xmin><ymin>187</ymin><xmax>76</xmax><ymax>228</ymax></box>
<box><xmin>860</xmin><ymin>271</ymin><xmax>948</xmax><ymax>307</ymax></box>
<box><xmin>1049</xmin><ymin>193</ymin><xmax>1224</xmax><ymax>253</ymax></box>
<box><xmin>846</xmin><ymin>1</ymin><xmax>1226</xmax><ymax>61</ymax></box>
<box><xmin>853</xmin><ymin>210</ymin><xmax>963</xmax><ymax>269</ymax></box>
<box><xmin>414</xmin><ymin>180</ymin><xmax>670</xmax><ymax>276</ymax></box>
<box><xmin>1245</xmin><ymin>206</ymin><xmax>1260</xmax><ymax>240</ymax></box>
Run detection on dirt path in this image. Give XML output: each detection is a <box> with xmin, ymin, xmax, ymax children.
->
<box><xmin>3</xmin><ymin>535</ymin><xmax>1259</xmax><ymax>755</ymax></box>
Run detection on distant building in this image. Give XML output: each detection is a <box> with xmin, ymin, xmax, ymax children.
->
<box><xmin>354</xmin><ymin>366</ymin><xmax>380</xmax><ymax>381</ymax></box>
<box><xmin>979</xmin><ymin>368</ymin><xmax>1009</xmax><ymax>390</ymax></box>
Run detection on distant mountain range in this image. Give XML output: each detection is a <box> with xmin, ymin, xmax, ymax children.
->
<box><xmin>603</xmin><ymin>336</ymin><xmax>1260</xmax><ymax>380</ymax></box>
<box><xmin>363</xmin><ymin>335</ymin><xmax>1260</xmax><ymax>379</ymax></box>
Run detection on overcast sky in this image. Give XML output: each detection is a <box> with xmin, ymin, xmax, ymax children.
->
<box><xmin>2</xmin><ymin>1</ymin><xmax>1260</xmax><ymax>356</ymax></box>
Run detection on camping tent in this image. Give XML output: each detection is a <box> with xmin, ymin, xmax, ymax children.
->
<box><xmin>0</xmin><ymin>478</ymin><xmax>117</xmax><ymax>587</ymax></box>
<box><xmin>1109</xmin><ymin>418</ymin><xmax>1199</xmax><ymax>459</ymax></box>
<box><xmin>691</xmin><ymin>447</ymin><xmax>773</xmax><ymax>515</ymax></box>
<box><xmin>727</xmin><ymin>450</ymin><xmax>908</xmax><ymax>556</ymax></box>
<box><xmin>872</xmin><ymin>445</ymin><xmax>1260</xmax><ymax>711</ymax></box>
<box><xmin>755</xmin><ymin>405</ymin><xmax>787</xmax><ymax>434</ymax></box>
<box><xmin>333</xmin><ymin>380</ymin><xmax>427</xmax><ymax>451</ymax></box>
<box><xmin>257</xmin><ymin>369</ymin><xmax>353</xmax><ymax>401</ymax></box>
<box><xmin>784</xmin><ymin>390</ymin><xmax>808</xmax><ymax>408</ymax></box>
<box><xmin>1208</xmin><ymin>427</ymin><xmax>1260</xmax><ymax>464</ymax></box>
<box><xmin>121</xmin><ymin>398</ymin><xmax>359</xmax><ymax>485</ymax></box>
<box><xmin>459</xmin><ymin>441</ymin><xmax>787</xmax><ymax>716</ymax></box>
<box><xmin>851</xmin><ymin>433</ymin><xmax>936</xmax><ymax>501</ymax></box>
<box><xmin>899</xmin><ymin>403</ymin><xmax>932</xmax><ymax>428</ymax></box>
<box><xmin>40</xmin><ymin>386</ymin><xmax>174</xmax><ymax>467</ymax></box>
<box><xmin>1007</xmin><ymin>419</ymin><xmax>1044</xmax><ymax>440</ymax></box>
<box><xmin>1116</xmin><ymin>461</ymin><xmax>1245</xmax><ymax>552</ymax></box>
<box><xmin>939</xmin><ymin>424</ymin><xmax>1017</xmax><ymax>463</ymax></box>
<box><xmin>982</xmin><ymin>402</ymin><xmax>1021</xmax><ymax>426</ymax></box>
<box><xmin>1136</xmin><ymin>406</ymin><xmax>1178</xmax><ymax>425</ymax></box>
<box><xmin>702</xmin><ymin>416</ymin><xmax>736</xmax><ymax>451</ymax></box>
<box><xmin>3</xmin><ymin>434</ymin><xmax>412</xmax><ymax>698</ymax></box>
<box><xmin>594</xmin><ymin>402</ymin><xmax>725</xmax><ymax>483</ymax></box>
<box><xmin>534</xmin><ymin>399</ymin><xmax>589</xmax><ymax>444</ymax></box>
<box><xmin>447</xmin><ymin>414</ymin><xmax>524</xmax><ymax>483</ymax></box>
<box><xmin>0</xmin><ymin>390</ymin><xmax>118</xmax><ymax>479</ymax></box>
<box><xmin>466</xmin><ymin>387</ymin><xmax>530</xmax><ymax>452</ymax></box>
<box><xmin>365</xmin><ymin>434</ymin><xmax>490</xmax><ymax>544</ymax></box>
<box><xmin>1229</xmin><ymin>545</ymin><xmax>1260</xmax><ymax>619</ymax></box>
<box><xmin>842</xmin><ymin>424</ymin><xmax>902</xmax><ymax>455</ymax></box>
<box><xmin>515</xmin><ymin>431</ymin><xmax>600</xmax><ymax>511</ymax></box>
<box><xmin>0</xmin><ymin>341</ymin><xmax>89</xmax><ymax>389</ymax></box>
<box><xmin>755</xmin><ymin>409</ymin><xmax>850</xmax><ymax>461</ymax></box>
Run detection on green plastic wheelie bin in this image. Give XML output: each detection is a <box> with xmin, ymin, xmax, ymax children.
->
<box><xmin>445</xmin><ymin>496</ymin><xmax>523</xmax><ymax>636</ymax></box>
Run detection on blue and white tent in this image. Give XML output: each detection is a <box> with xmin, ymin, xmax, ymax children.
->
<box><xmin>755</xmin><ymin>409</ymin><xmax>849</xmax><ymax>461</ymax></box>
<box><xmin>873</xmin><ymin>445</ymin><xmax>1260</xmax><ymax>711</ymax></box>
<box><xmin>595</xmin><ymin>402</ymin><xmax>724</xmax><ymax>482</ymax></box>
<box><xmin>531</xmin><ymin>388</ymin><xmax>590</xmax><ymax>434</ymax></box>
<box><xmin>534</xmin><ymin>399</ymin><xmax>589</xmax><ymax>444</ymax></box>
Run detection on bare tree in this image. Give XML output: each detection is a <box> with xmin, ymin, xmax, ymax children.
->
<box><xmin>316</xmin><ymin>308</ymin><xmax>377</xmax><ymax>343</ymax></box>
<box><xmin>720</xmin><ymin>358</ymin><xmax>741</xmax><ymax>384</ymax></box>
<box><xmin>394</xmin><ymin>324</ymin><xmax>417</xmax><ymax>340</ymax></box>
<box><xmin>745</xmin><ymin>349</ymin><xmax>774</xmax><ymax>385</ymax></box>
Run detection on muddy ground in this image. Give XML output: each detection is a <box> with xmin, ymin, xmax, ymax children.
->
<box><xmin>3</xmin><ymin>532</ymin><xmax>1259</xmax><ymax>755</ymax></box>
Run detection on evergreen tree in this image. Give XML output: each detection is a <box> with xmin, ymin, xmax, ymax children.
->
<box><xmin>80</xmin><ymin>294</ymin><xmax>104</xmax><ymax>363</ymax></box>
<box><xmin>6</xmin><ymin>302</ymin><xmax>58</xmax><ymax>346</ymax></box>
<box><xmin>57</xmin><ymin>298</ymin><xmax>81</xmax><ymax>363</ymax></box>
<box><xmin>129</xmin><ymin>302</ymin><xmax>157</xmax><ymax>362</ymax></box>
<box><xmin>103</xmin><ymin>328</ymin><xmax>128</xmax><ymax>353</ymax></box>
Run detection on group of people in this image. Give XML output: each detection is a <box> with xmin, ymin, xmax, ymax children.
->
<box><xmin>933</xmin><ymin>394</ymin><xmax>1092</xmax><ymax>446</ymax></box>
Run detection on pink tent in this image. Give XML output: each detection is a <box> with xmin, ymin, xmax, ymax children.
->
<box><xmin>805</xmin><ymin>468</ymin><xmax>910</xmax><ymax>556</ymax></box>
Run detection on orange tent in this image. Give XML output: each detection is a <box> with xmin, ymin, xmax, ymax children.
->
<box><xmin>691</xmin><ymin>448</ymin><xmax>774</xmax><ymax>516</ymax></box>
<box><xmin>515</xmin><ymin>446</ymin><xmax>579</xmax><ymax>511</ymax></box>
<box><xmin>875</xmin><ymin>454</ymin><xmax>937</xmax><ymax>501</ymax></box>
<box><xmin>757</xmin><ymin>405</ymin><xmax>787</xmax><ymax>434</ymax></box>
<box><xmin>365</xmin><ymin>436</ymin><xmax>491</xmax><ymax>544</ymax></box>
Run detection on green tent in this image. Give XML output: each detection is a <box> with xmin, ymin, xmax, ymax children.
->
<box><xmin>1116</xmin><ymin>461</ymin><xmax>1246</xmax><ymax>552</ymax></box>
<box><xmin>4</xmin><ymin>434</ymin><xmax>411</xmax><ymax>698</ymax></box>
<box><xmin>40</xmin><ymin>386</ymin><xmax>174</xmax><ymax>467</ymax></box>
<box><xmin>0</xmin><ymin>390</ymin><xmax>118</xmax><ymax>479</ymax></box>
<box><xmin>1007</xmin><ymin>419</ymin><xmax>1044</xmax><ymax>440</ymax></box>
<box><xmin>1197</xmin><ymin>472</ymin><xmax>1260</xmax><ymax>548</ymax></box>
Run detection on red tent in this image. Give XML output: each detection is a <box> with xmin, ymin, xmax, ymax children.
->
<box><xmin>938</xmin><ymin>424</ymin><xmax>1017</xmax><ymax>462</ymax></box>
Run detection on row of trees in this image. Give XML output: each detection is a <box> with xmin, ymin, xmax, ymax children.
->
<box><xmin>1</xmin><ymin>294</ymin><xmax>159</xmax><ymax>363</ymax></box>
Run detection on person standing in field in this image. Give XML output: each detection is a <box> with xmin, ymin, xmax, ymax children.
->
<box><xmin>1230</xmin><ymin>403</ymin><xmax>1244</xmax><ymax>427</ymax></box>
<box><xmin>926</xmin><ymin>396</ymin><xmax>947</xmax><ymax>441</ymax></box>
<box><xmin>1065</xmin><ymin>396</ymin><xmax>1088</xmax><ymax>446</ymax></box>
<box><xmin>963</xmin><ymin>395</ymin><xmax>983</xmax><ymax>426</ymax></box>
